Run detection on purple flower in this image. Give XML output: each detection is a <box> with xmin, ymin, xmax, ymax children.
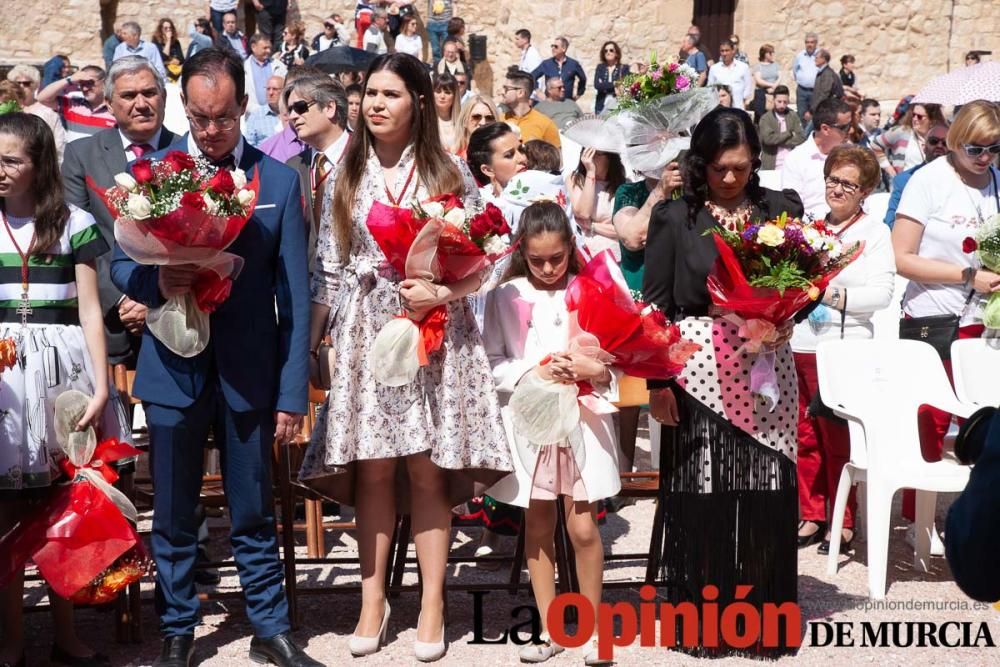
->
<box><xmin>741</xmin><ymin>224</ymin><xmax>761</xmax><ymax>242</ymax></box>
<box><xmin>675</xmin><ymin>75</ymin><xmax>690</xmax><ymax>91</ymax></box>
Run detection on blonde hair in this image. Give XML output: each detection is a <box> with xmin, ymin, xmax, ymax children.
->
<box><xmin>454</xmin><ymin>95</ymin><xmax>499</xmax><ymax>154</ymax></box>
<box><xmin>946</xmin><ymin>100</ymin><xmax>1000</xmax><ymax>152</ymax></box>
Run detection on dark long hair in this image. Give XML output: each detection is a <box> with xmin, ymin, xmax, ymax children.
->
<box><xmin>466</xmin><ymin>122</ymin><xmax>515</xmax><ymax>187</ymax></box>
<box><xmin>571</xmin><ymin>149</ymin><xmax>626</xmax><ymax>194</ymax></box>
<box><xmin>0</xmin><ymin>113</ymin><xmax>69</xmax><ymax>255</ymax></box>
<box><xmin>332</xmin><ymin>53</ymin><xmax>463</xmax><ymax>253</ymax></box>
<box><xmin>682</xmin><ymin>107</ymin><xmax>765</xmax><ymax>228</ymax></box>
<box><xmin>503</xmin><ymin>201</ymin><xmax>581</xmax><ymax>282</ymax></box>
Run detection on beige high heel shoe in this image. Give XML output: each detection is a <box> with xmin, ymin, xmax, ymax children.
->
<box><xmin>413</xmin><ymin>612</ymin><xmax>446</xmax><ymax>662</ymax></box>
<box><xmin>348</xmin><ymin>601</ymin><xmax>391</xmax><ymax>657</ymax></box>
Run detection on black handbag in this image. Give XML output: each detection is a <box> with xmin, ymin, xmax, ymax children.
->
<box><xmin>898</xmin><ymin>291</ymin><xmax>974</xmax><ymax>360</ymax></box>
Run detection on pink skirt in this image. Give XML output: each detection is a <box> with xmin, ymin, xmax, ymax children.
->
<box><xmin>530</xmin><ymin>445</ymin><xmax>588</xmax><ymax>501</ymax></box>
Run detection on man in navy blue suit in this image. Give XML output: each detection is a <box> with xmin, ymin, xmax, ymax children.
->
<box><xmin>111</xmin><ymin>48</ymin><xmax>322</xmax><ymax>667</ymax></box>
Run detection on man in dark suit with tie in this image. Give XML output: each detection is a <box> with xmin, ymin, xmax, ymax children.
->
<box><xmin>62</xmin><ymin>55</ymin><xmax>177</xmax><ymax>367</ymax></box>
<box><xmin>110</xmin><ymin>48</ymin><xmax>321</xmax><ymax>667</ymax></box>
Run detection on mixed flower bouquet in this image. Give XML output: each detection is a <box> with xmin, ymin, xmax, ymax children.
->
<box><xmin>88</xmin><ymin>150</ymin><xmax>260</xmax><ymax>357</ymax></box>
<box><xmin>963</xmin><ymin>213</ymin><xmax>1000</xmax><ymax>328</ymax></box>
<box><xmin>607</xmin><ymin>54</ymin><xmax>718</xmax><ymax>178</ymax></box>
<box><xmin>366</xmin><ymin>195</ymin><xmax>514</xmax><ymax>386</ymax></box>
<box><xmin>706</xmin><ymin>212</ymin><xmax>864</xmax><ymax>409</ymax></box>
<box><xmin>510</xmin><ymin>250</ymin><xmax>700</xmax><ymax>445</ymax></box>
<box><xmin>0</xmin><ymin>391</ymin><xmax>148</xmax><ymax>605</ymax></box>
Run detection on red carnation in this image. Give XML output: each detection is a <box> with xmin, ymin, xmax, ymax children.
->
<box><xmin>963</xmin><ymin>236</ymin><xmax>978</xmax><ymax>253</ymax></box>
<box><xmin>468</xmin><ymin>214</ymin><xmax>492</xmax><ymax>240</ymax></box>
<box><xmin>207</xmin><ymin>168</ymin><xmax>236</xmax><ymax>196</ymax></box>
<box><xmin>132</xmin><ymin>159</ymin><xmax>154</xmax><ymax>185</ymax></box>
<box><xmin>162</xmin><ymin>150</ymin><xmax>196</xmax><ymax>174</ymax></box>
<box><xmin>427</xmin><ymin>193</ymin><xmax>462</xmax><ymax>212</ymax></box>
<box><xmin>482</xmin><ymin>203</ymin><xmax>510</xmax><ymax>235</ymax></box>
<box><xmin>180</xmin><ymin>191</ymin><xmax>206</xmax><ymax>211</ymax></box>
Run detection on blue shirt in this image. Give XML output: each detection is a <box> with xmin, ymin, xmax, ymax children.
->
<box><xmin>793</xmin><ymin>48</ymin><xmax>819</xmax><ymax>89</ymax></box>
<box><xmin>531</xmin><ymin>57</ymin><xmax>587</xmax><ymax>99</ymax></box>
<box><xmin>248</xmin><ymin>58</ymin><xmax>273</xmax><ymax>111</ymax></box>
<box><xmin>244</xmin><ymin>105</ymin><xmax>281</xmax><ymax>147</ymax></box>
<box><xmin>884</xmin><ymin>164</ymin><xmax>927</xmax><ymax>228</ymax></box>
<box><xmin>686</xmin><ymin>50</ymin><xmax>707</xmax><ymax>74</ymax></box>
<box><xmin>112</xmin><ymin>40</ymin><xmax>167</xmax><ymax>79</ymax></box>
<box><xmin>102</xmin><ymin>35</ymin><xmax>121</xmax><ymax>70</ymax></box>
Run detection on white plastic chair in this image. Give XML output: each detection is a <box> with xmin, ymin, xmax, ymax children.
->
<box><xmin>816</xmin><ymin>339</ymin><xmax>976</xmax><ymax>599</ymax></box>
<box><xmin>757</xmin><ymin>169</ymin><xmax>781</xmax><ymax>190</ymax></box>
<box><xmin>951</xmin><ymin>337</ymin><xmax>1000</xmax><ymax>407</ymax></box>
<box><xmin>871</xmin><ymin>274</ymin><xmax>909</xmax><ymax>341</ymax></box>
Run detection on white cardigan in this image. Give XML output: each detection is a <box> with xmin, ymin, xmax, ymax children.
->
<box><xmin>482</xmin><ymin>276</ymin><xmax>622</xmax><ymax>507</ymax></box>
<box><xmin>790</xmin><ymin>212</ymin><xmax>896</xmax><ymax>352</ymax></box>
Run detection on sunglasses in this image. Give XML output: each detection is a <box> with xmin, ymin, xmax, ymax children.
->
<box><xmin>828</xmin><ymin>122</ymin><xmax>853</xmax><ymax>133</ymax></box>
<box><xmin>604</xmin><ymin>48</ymin><xmax>616</xmax><ymax>53</ymax></box>
<box><xmin>470</xmin><ymin>113</ymin><xmax>495</xmax><ymax>122</ymax></box>
<box><xmin>13</xmin><ymin>80</ymin><xmax>33</xmax><ymax>87</ymax></box>
<box><xmin>824</xmin><ymin>175</ymin><xmax>861</xmax><ymax>195</ymax></box>
<box><xmin>963</xmin><ymin>143</ymin><xmax>1000</xmax><ymax>157</ymax></box>
<box><xmin>925</xmin><ymin>136</ymin><xmax>946</xmax><ymax>147</ymax></box>
<box><xmin>288</xmin><ymin>100</ymin><xmax>318</xmax><ymax>115</ymax></box>
<box><xmin>324</xmin><ymin>22</ymin><xmax>336</xmax><ymax>28</ymax></box>
<box><xmin>550</xmin><ymin>44</ymin><xmax>560</xmax><ymax>49</ymax></box>
<box><xmin>911</xmin><ymin>112</ymin><xmax>927</xmax><ymax>120</ymax></box>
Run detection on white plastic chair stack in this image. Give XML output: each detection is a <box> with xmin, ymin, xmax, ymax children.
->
<box><xmin>815</xmin><ymin>339</ymin><xmax>975</xmax><ymax>599</ymax></box>
<box><xmin>951</xmin><ymin>338</ymin><xmax>1000</xmax><ymax>408</ymax></box>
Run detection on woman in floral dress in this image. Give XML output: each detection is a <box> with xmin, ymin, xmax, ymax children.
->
<box><xmin>298</xmin><ymin>53</ymin><xmax>511</xmax><ymax>661</ymax></box>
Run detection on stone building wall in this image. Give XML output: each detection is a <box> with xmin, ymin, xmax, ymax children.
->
<box><xmin>1</xmin><ymin>1</ymin><xmax>996</xmax><ymax>107</ymax></box>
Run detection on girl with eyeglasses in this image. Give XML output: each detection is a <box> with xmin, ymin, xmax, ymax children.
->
<box><xmin>452</xmin><ymin>95</ymin><xmax>498</xmax><ymax>158</ymax></box>
<box><xmin>892</xmin><ymin>100</ymin><xmax>1000</xmax><ymax>545</ymax></box>
<box><xmin>593</xmin><ymin>41</ymin><xmax>629</xmax><ymax>114</ymax></box>
<box><xmin>791</xmin><ymin>146</ymin><xmax>895</xmax><ymax>555</ymax></box>
<box><xmin>870</xmin><ymin>102</ymin><xmax>946</xmax><ymax>179</ymax></box>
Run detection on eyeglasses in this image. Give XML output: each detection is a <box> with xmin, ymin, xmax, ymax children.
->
<box><xmin>911</xmin><ymin>112</ymin><xmax>927</xmax><ymax>121</ymax></box>
<box><xmin>187</xmin><ymin>114</ymin><xmax>239</xmax><ymax>131</ymax></box>
<box><xmin>824</xmin><ymin>175</ymin><xmax>861</xmax><ymax>195</ymax></box>
<box><xmin>0</xmin><ymin>156</ymin><xmax>29</xmax><ymax>175</ymax></box>
<box><xmin>828</xmin><ymin>122</ymin><xmax>853</xmax><ymax>134</ymax></box>
<box><xmin>962</xmin><ymin>143</ymin><xmax>1000</xmax><ymax>157</ymax></box>
<box><xmin>470</xmin><ymin>113</ymin><xmax>495</xmax><ymax>122</ymax></box>
<box><xmin>288</xmin><ymin>100</ymin><xmax>318</xmax><ymax>115</ymax></box>
<box><xmin>12</xmin><ymin>80</ymin><xmax>33</xmax><ymax>88</ymax></box>
<box><xmin>502</xmin><ymin>85</ymin><xmax>521</xmax><ymax>92</ymax></box>
<box><xmin>926</xmin><ymin>136</ymin><xmax>947</xmax><ymax>147</ymax></box>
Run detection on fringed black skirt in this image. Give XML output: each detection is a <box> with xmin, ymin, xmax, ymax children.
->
<box><xmin>658</xmin><ymin>386</ymin><xmax>799</xmax><ymax>659</ymax></box>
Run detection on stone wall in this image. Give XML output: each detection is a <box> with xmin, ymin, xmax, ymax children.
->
<box><xmin>1</xmin><ymin>0</ymin><xmax>996</xmax><ymax>108</ymax></box>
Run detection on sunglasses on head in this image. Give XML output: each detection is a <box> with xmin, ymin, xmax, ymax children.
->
<box><xmin>288</xmin><ymin>100</ymin><xmax>317</xmax><ymax>115</ymax></box>
<box><xmin>963</xmin><ymin>143</ymin><xmax>1000</xmax><ymax>157</ymax></box>
<box><xmin>470</xmin><ymin>113</ymin><xmax>495</xmax><ymax>122</ymax></box>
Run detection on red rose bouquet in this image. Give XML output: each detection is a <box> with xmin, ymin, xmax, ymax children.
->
<box><xmin>365</xmin><ymin>195</ymin><xmax>514</xmax><ymax>386</ymax></box>
<box><xmin>706</xmin><ymin>212</ymin><xmax>863</xmax><ymax>409</ymax></box>
<box><xmin>88</xmin><ymin>150</ymin><xmax>260</xmax><ymax>357</ymax></box>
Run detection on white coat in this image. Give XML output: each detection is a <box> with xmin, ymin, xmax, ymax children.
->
<box><xmin>482</xmin><ymin>276</ymin><xmax>622</xmax><ymax>507</ymax></box>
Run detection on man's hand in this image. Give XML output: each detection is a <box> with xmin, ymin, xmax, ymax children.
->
<box><xmin>118</xmin><ymin>297</ymin><xmax>148</xmax><ymax>335</ymax></box>
<box><xmin>274</xmin><ymin>411</ymin><xmax>304</xmax><ymax>445</ymax></box>
<box><xmin>158</xmin><ymin>265</ymin><xmax>199</xmax><ymax>299</ymax></box>
<box><xmin>657</xmin><ymin>161</ymin><xmax>683</xmax><ymax>197</ymax></box>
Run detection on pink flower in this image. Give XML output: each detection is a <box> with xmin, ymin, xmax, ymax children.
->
<box><xmin>649</xmin><ymin>68</ymin><xmax>663</xmax><ymax>81</ymax></box>
<box><xmin>675</xmin><ymin>75</ymin><xmax>691</xmax><ymax>91</ymax></box>
<box><xmin>668</xmin><ymin>62</ymin><xmax>679</xmax><ymax>72</ymax></box>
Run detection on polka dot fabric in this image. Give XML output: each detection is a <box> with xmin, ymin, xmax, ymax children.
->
<box><xmin>675</xmin><ymin>317</ymin><xmax>797</xmax><ymax>461</ymax></box>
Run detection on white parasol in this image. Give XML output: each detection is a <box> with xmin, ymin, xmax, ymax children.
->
<box><xmin>912</xmin><ymin>61</ymin><xmax>1000</xmax><ymax>105</ymax></box>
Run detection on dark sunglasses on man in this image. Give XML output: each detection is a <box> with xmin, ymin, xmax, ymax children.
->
<box><xmin>288</xmin><ymin>100</ymin><xmax>318</xmax><ymax>115</ymax></box>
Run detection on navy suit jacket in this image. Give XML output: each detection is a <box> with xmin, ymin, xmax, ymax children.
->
<box><xmin>110</xmin><ymin>137</ymin><xmax>310</xmax><ymax>415</ymax></box>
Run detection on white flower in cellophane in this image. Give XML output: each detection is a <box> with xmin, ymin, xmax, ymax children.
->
<box><xmin>126</xmin><ymin>193</ymin><xmax>152</xmax><ymax>220</ymax></box>
<box><xmin>231</xmin><ymin>169</ymin><xmax>247</xmax><ymax>189</ymax></box>
<box><xmin>826</xmin><ymin>239</ymin><xmax>843</xmax><ymax>259</ymax></box>
<box><xmin>443</xmin><ymin>207</ymin><xmax>465</xmax><ymax>226</ymax></box>
<box><xmin>237</xmin><ymin>189</ymin><xmax>254</xmax><ymax>207</ymax></box>
<box><xmin>483</xmin><ymin>235</ymin><xmax>509</xmax><ymax>256</ymax></box>
<box><xmin>422</xmin><ymin>201</ymin><xmax>444</xmax><ymax>219</ymax></box>
<box><xmin>114</xmin><ymin>172</ymin><xmax>138</xmax><ymax>192</ymax></box>
<box><xmin>202</xmin><ymin>193</ymin><xmax>220</xmax><ymax>215</ymax></box>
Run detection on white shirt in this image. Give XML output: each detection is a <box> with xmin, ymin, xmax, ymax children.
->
<box><xmin>780</xmin><ymin>135</ymin><xmax>830</xmax><ymax>220</ymax></box>
<box><xmin>209</xmin><ymin>0</ymin><xmax>238</xmax><ymax>10</ymax></box>
<box><xmin>312</xmin><ymin>130</ymin><xmax>350</xmax><ymax>169</ymax></box>
<box><xmin>394</xmin><ymin>33</ymin><xmax>423</xmax><ymax>59</ymax></box>
<box><xmin>519</xmin><ymin>45</ymin><xmax>543</xmax><ymax>74</ymax></box>
<box><xmin>706</xmin><ymin>59</ymin><xmax>753</xmax><ymax>107</ymax></box>
<box><xmin>897</xmin><ymin>156</ymin><xmax>1000</xmax><ymax>325</ymax></box>
<box><xmin>119</xmin><ymin>128</ymin><xmax>163</xmax><ymax>161</ymax></box>
<box><xmin>362</xmin><ymin>27</ymin><xmax>388</xmax><ymax>55</ymax></box>
<box><xmin>187</xmin><ymin>134</ymin><xmax>245</xmax><ymax>167</ymax></box>
<box><xmin>790</xmin><ymin>213</ymin><xmax>896</xmax><ymax>352</ymax></box>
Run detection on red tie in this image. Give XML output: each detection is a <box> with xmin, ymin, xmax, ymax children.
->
<box><xmin>128</xmin><ymin>143</ymin><xmax>153</xmax><ymax>159</ymax></box>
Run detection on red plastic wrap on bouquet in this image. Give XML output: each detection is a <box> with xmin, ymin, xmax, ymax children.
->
<box><xmin>565</xmin><ymin>250</ymin><xmax>700</xmax><ymax>379</ymax></box>
<box><xmin>705</xmin><ymin>232</ymin><xmax>865</xmax><ymax>325</ymax></box>
<box><xmin>0</xmin><ymin>439</ymin><xmax>147</xmax><ymax>602</ymax></box>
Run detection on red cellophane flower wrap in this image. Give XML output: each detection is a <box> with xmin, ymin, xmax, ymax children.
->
<box><xmin>0</xmin><ymin>391</ymin><xmax>148</xmax><ymax>604</ymax></box>
<box><xmin>509</xmin><ymin>250</ymin><xmax>701</xmax><ymax>445</ymax></box>
<box><xmin>706</xmin><ymin>220</ymin><xmax>864</xmax><ymax>410</ymax></box>
<box><xmin>365</xmin><ymin>197</ymin><xmax>514</xmax><ymax>386</ymax></box>
<box><xmin>87</xmin><ymin>151</ymin><xmax>260</xmax><ymax>358</ymax></box>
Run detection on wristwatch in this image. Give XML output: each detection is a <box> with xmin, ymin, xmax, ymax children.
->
<box><xmin>829</xmin><ymin>287</ymin><xmax>841</xmax><ymax>309</ymax></box>
<box><xmin>64</xmin><ymin>76</ymin><xmax>73</xmax><ymax>87</ymax></box>
<box><xmin>962</xmin><ymin>266</ymin><xmax>976</xmax><ymax>289</ymax></box>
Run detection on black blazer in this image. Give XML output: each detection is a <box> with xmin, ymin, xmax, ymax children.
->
<box><xmin>642</xmin><ymin>188</ymin><xmax>805</xmax><ymax>384</ymax></box>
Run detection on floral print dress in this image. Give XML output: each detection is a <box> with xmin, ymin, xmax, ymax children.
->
<box><xmin>298</xmin><ymin>145</ymin><xmax>513</xmax><ymax>509</ymax></box>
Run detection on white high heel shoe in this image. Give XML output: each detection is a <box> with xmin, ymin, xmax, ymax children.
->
<box><xmin>413</xmin><ymin>612</ymin><xmax>446</xmax><ymax>662</ymax></box>
<box><xmin>348</xmin><ymin>601</ymin><xmax>391</xmax><ymax>657</ymax></box>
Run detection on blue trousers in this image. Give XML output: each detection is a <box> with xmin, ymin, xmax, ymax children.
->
<box><xmin>146</xmin><ymin>379</ymin><xmax>289</xmax><ymax>638</ymax></box>
<box><xmin>796</xmin><ymin>85</ymin><xmax>813</xmax><ymax>124</ymax></box>
<box><xmin>428</xmin><ymin>22</ymin><xmax>448</xmax><ymax>63</ymax></box>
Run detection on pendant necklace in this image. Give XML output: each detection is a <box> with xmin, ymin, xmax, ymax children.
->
<box><xmin>1</xmin><ymin>211</ymin><xmax>35</xmax><ymax>327</ymax></box>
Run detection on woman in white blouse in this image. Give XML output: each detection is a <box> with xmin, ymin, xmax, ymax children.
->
<box><xmin>792</xmin><ymin>145</ymin><xmax>895</xmax><ymax>555</ymax></box>
<box><xmin>393</xmin><ymin>14</ymin><xmax>423</xmax><ymax>60</ymax></box>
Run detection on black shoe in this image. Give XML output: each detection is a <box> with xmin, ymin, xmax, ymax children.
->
<box><xmin>153</xmin><ymin>635</ymin><xmax>194</xmax><ymax>667</ymax></box>
<box><xmin>249</xmin><ymin>633</ymin><xmax>325</xmax><ymax>667</ymax></box>
<box><xmin>50</xmin><ymin>646</ymin><xmax>110</xmax><ymax>667</ymax></box>
<box><xmin>797</xmin><ymin>520</ymin><xmax>826</xmax><ymax>548</ymax></box>
<box><xmin>818</xmin><ymin>531</ymin><xmax>855</xmax><ymax>555</ymax></box>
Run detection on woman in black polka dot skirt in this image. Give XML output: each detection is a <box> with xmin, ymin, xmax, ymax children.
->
<box><xmin>643</xmin><ymin>108</ymin><xmax>805</xmax><ymax>658</ymax></box>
